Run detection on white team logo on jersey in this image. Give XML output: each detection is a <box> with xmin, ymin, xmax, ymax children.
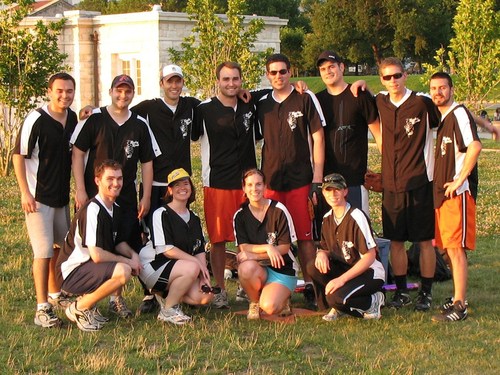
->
<box><xmin>243</xmin><ymin>112</ymin><xmax>253</xmax><ymax>133</ymax></box>
<box><xmin>180</xmin><ymin>118</ymin><xmax>191</xmax><ymax>139</ymax></box>
<box><xmin>404</xmin><ymin>117</ymin><xmax>420</xmax><ymax>137</ymax></box>
<box><xmin>266</xmin><ymin>232</ymin><xmax>278</xmax><ymax>246</ymax></box>
<box><xmin>341</xmin><ymin>241</ymin><xmax>354</xmax><ymax>261</ymax></box>
<box><xmin>287</xmin><ymin>111</ymin><xmax>303</xmax><ymax>131</ymax></box>
<box><xmin>124</xmin><ymin>140</ymin><xmax>139</xmax><ymax>159</ymax></box>
<box><xmin>440</xmin><ymin>136</ymin><xmax>452</xmax><ymax>156</ymax></box>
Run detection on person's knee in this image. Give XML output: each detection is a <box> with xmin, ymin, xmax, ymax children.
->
<box><xmin>259</xmin><ymin>298</ymin><xmax>281</xmax><ymax>315</ymax></box>
<box><xmin>326</xmin><ymin>292</ymin><xmax>344</xmax><ymax>309</ymax></box>
<box><xmin>238</xmin><ymin>261</ymin><xmax>259</xmax><ymax>279</ymax></box>
<box><xmin>113</xmin><ymin>263</ymin><xmax>132</xmax><ymax>285</ymax></box>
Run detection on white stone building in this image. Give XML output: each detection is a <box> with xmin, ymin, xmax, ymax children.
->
<box><xmin>22</xmin><ymin>2</ymin><xmax>286</xmax><ymax>109</ymax></box>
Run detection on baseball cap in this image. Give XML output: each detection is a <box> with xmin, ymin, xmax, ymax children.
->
<box><xmin>161</xmin><ymin>64</ymin><xmax>183</xmax><ymax>81</ymax></box>
<box><xmin>111</xmin><ymin>74</ymin><xmax>135</xmax><ymax>90</ymax></box>
<box><xmin>322</xmin><ymin>173</ymin><xmax>347</xmax><ymax>190</ymax></box>
<box><xmin>167</xmin><ymin>168</ymin><xmax>190</xmax><ymax>186</ymax></box>
<box><xmin>316</xmin><ymin>51</ymin><xmax>343</xmax><ymax>67</ymax></box>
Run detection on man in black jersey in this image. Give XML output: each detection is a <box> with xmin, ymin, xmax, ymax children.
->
<box><xmin>13</xmin><ymin>73</ymin><xmax>78</xmax><ymax>328</ymax></box>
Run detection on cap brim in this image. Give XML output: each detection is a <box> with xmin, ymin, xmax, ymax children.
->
<box><xmin>163</xmin><ymin>73</ymin><xmax>183</xmax><ymax>81</ymax></box>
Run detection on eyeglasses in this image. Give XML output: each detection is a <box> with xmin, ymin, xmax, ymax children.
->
<box><xmin>381</xmin><ymin>72</ymin><xmax>404</xmax><ymax>81</ymax></box>
<box><xmin>268</xmin><ymin>69</ymin><xmax>289</xmax><ymax>76</ymax></box>
<box><xmin>201</xmin><ymin>285</ymin><xmax>221</xmax><ymax>294</ymax></box>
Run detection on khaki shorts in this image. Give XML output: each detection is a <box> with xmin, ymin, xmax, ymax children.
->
<box><xmin>25</xmin><ymin>202</ymin><xmax>70</xmax><ymax>258</ymax></box>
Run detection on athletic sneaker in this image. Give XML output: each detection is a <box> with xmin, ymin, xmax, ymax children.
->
<box><xmin>235</xmin><ymin>286</ymin><xmax>249</xmax><ymax>302</ymax></box>
<box><xmin>90</xmin><ymin>306</ymin><xmax>109</xmax><ymax>325</ymax></box>
<box><xmin>439</xmin><ymin>297</ymin><xmax>469</xmax><ymax>314</ymax></box>
<box><xmin>109</xmin><ymin>296</ymin><xmax>133</xmax><ymax>318</ymax></box>
<box><xmin>137</xmin><ymin>295</ymin><xmax>160</xmax><ymax>314</ymax></box>
<box><xmin>322</xmin><ymin>307</ymin><xmax>345</xmax><ymax>322</ymax></box>
<box><xmin>432</xmin><ymin>300</ymin><xmax>468</xmax><ymax>322</ymax></box>
<box><xmin>247</xmin><ymin>302</ymin><xmax>260</xmax><ymax>320</ymax></box>
<box><xmin>364</xmin><ymin>292</ymin><xmax>385</xmax><ymax>319</ymax></box>
<box><xmin>414</xmin><ymin>291</ymin><xmax>432</xmax><ymax>312</ymax></box>
<box><xmin>48</xmin><ymin>293</ymin><xmax>72</xmax><ymax>309</ymax></box>
<box><xmin>278</xmin><ymin>299</ymin><xmax>293</xmax><ymax>317</ymax></box>
<box><xmin>157</xmin><ymin>304</ymin><xmax>191</xmax><ymax>325</ymax></box>
<box><xmin>34</xmin><ymin>305</ymin><xmax>63</xmax><ymax>328</ymax></box>
<box><xmin>387</xmin><ymin>290</ymin><xmax>411</xmax><ymax>309</ymax></box>
<box><xmin>65</xmin><ymin>302</ymin><xmax>101</xmax><ymax>331</ymax></box>
<box><xmin>303</xmin><ymin>284</ymin><xmax>317</xmax><ymax>310</ymax></box>
<box><xmin>211</xmin><ymin>289</ymin><xmax>230</xmax><ymax>309</ymax></box>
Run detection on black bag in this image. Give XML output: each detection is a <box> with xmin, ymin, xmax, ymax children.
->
<box><xmin>407</xmin><ymin>243</ymin><xmax>452</xmax><ymax>282</ymax></box>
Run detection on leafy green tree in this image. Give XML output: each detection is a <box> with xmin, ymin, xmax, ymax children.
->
<box><xmin>169</xmin><ymin>0</ymin><xmax>272</xmax><ymax>98</ymax></box>
<box><xmin>76</xmin><ymin>0</ymin><xmax>112</xmax><ymax>13</ymax></box>
<box><xmin>0</xmin><ymin>0</ymin><xmax>69</xmax><ymax>176</ymax></box>
<box><xmin>423</xmin><ymin>0</ymin><xmax>499</xmax><ymax>111</ymax></box>
<box><xmin>280</xmin><ymin>27</ymin><xmax>306</xmax><ymax>74</ymax></box>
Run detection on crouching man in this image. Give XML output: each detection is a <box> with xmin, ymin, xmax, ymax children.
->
<box><xmin>56</xmin><ymin>160</ymin><xmax>141</xmax><ymax>331</ymax></box>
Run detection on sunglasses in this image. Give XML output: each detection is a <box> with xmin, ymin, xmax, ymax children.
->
<box><xmin>268</xmin><ymin>69</ymin><xmax>289</xmax><ymax>76</ymax></box>
<box><xmin>382</xmin><ymin>72</ymin><xmax>404</xmax><ymax>81</ymax></box>
<box><xmin>201</xmin><ymin>284</ymin><xmax>221</xmax><ymax>294</ymax></box>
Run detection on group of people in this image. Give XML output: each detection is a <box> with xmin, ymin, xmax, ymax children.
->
<box><xmin>14</xmin><ymin>51</ymin><xmax>491</xmax><ymax>332</ymax></box>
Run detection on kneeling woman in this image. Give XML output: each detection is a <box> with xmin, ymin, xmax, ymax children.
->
<box><xmin>139</xmin><ymin>168</ymin><xmax>213</xmax><ymax>325</ymax></box>
<box><xmin>306</xmin><ymin>173</ymin><xmax>386</xmax><ymax>321</ymax></box>
<box><xmin>233</xmin><ymin>168</ymin><xmax>299</xmax><ymax>320</ymax></box>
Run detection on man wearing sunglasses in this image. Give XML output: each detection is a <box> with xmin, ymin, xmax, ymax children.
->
<box><xmin>376</xmin><ymin>57</ymin><xmax>441</xmax><ymax>312</ymax></box>
<box><xmin>255</xmin><ymin>53</ymin><xmax>326</xmax><ymax>309</ymax></box>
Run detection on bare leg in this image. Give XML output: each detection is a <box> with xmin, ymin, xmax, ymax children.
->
<box><xmin>447</xmin><ymin>248</ymin><xmax>468</xmax><ymax>303</ymax></box>
<box><xmin>163</xmin><ymin>260</ymin><xmax>199</xmax><ymax>309</ymax></box>
<box><xmin>210</xmin><ymin>242</ymin><xmax>227</xmax><ymax>290</ymax></box>
<box><xmin>48</xmin><ymin>247</ymin><xmax>60</xmax><ymax>294</ymax></box>
<box><xmin>297</xmin><ymin>240</ymin><xmax>315</xmax><ymax>282</ymax></box>
<box><xmin>419</xmin><ymin>240</ymin><xmax>436</xmax><ymax>278</ymax></box>
<box><xmin>238</xmin><ymin>260</ymin><xmax>267</xmax><ymax>302</ymax></box>
<box><xmin>33</xmin><ymin>258</ymin><xmax>50</xmax><ymax>304</ymax></box>
<box><xmin>390</xmin><ymin>240</ymin><xmax>407</xmax><ymax>276</ymax></box>
<box><xmin>259</xmin><ymin>283</ymin><xmax>291</xmax><ymax>315</ymax></box>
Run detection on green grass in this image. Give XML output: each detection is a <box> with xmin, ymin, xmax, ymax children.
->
<box><xmin>1</xmin><ymin>145</ymin><xmax>499</xmax><ymax>374</ymax></box>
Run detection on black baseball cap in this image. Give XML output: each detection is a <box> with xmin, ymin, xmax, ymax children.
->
<box><xmin>111</xmin><ymin>74</ymin><xmax>135</xmax><ymax>90</ymax></box>
<box><xmin>316</xmin><ymin>51</ymin><xmax>343</xmax><ymax>67</ymax></box>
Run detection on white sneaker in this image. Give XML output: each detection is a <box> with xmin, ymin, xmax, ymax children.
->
<box><xmin>157</xmin><ymin>304</ymin><xmax>191</xmax><ymax>325</ymax></box>
<box><xmin>247</xmin><ymin>302</ymin><xmax>260</xmax><ymax>320</ymax></box>
<box><xmin>34</xmin><ymin>305</ymin><xmax>63</xmax><ymax>328</ymax></box>
<box><xmin>322</xmin><ymin>307</ymin><xmax>345</xmax><ymax>321</ymax></box>
<box><xmin>363</xmin><ymin>292</ymin><xmax>385</xmax><ymax>320</ymax></box>
<box><xmin>65</xmin><ymin>302</ymin><xmax>101</xmax><ymax>331</ymax></box>
<box><xmin>211</xmin><ymin>289</ymin><xmax>230</xmax><ymax>309</ymax></box>
<box><xmin>235</xmin><ymin>286</ymin><xmax>249</xmax><ymax>302</ymax></box>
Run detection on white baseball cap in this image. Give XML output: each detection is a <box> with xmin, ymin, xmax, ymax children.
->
<box><xmin>161</xmin><ymin>64</ymin><xmax>183</xmax><ymax>81</ymax></box>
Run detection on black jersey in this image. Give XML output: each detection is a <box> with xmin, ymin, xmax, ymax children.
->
<box><xmin>433</xmin><ymin>103</ymin><xmax>480</xmax><ymax>208</ymax></box>
<box><xmin>71</xmin><ymin>107</ymin><xmax>159</xmax><ymax>208</ymax></box>
<box><xmin>256</xmin><ymin>89</ymin><xmax>325</xmax><ymax>191</ymax></box>
<box><xmin>132</xmin><ymin>96</ymin><xmax>200</xmax><ymax>182</ymax></box>
<box><xmin>233</xmin><ymin>199</ymin><xmax>299</xmax><ymax>276</ymax></box>
<box><xmin>376</xmin><ymin>90</ymin><xmax>440</xmax><ymax>192</ymax></box>
<box><xmin>150</xmin><ymin>205</ymin><xmax>205</xmax><ymax>258</ymax></box>
<box><xmin>14</xmin><ymin>105</ymin><xmax>77</xmax><ymax>207</ymax></box>
<box><xmin>58</xmin><ymin>195</ymin><xmax>124</xmax><ymax>281</ymax></box>
<box><xmin>320</xmin><ymin>205</ymin><xmax>385</xmax><ymax>280</ymax></box>
<box><xmin>316</xmin><ymin>84</ymin><xmax>378</xmax><ymax>186</ymax></box>
<box><xmin>192</xmin><ymin>97</ymin><xmax>257</xmax><ymax>189</ymax></box>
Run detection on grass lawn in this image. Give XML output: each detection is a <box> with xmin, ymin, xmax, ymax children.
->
<box><xmin>0</xmin><ymin>141</ymin><xmax>499</xmax><ymax>374</ymax></box>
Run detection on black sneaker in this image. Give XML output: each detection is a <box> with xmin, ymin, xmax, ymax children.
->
<box><xmin>439</xmin><ymin>297</ymin><xmax>469</xmax><ymax>314</ymax></box>
<box><xmin>387</xmin><ymin>290</ymin><xmax>412</xmax><ymax>309</ymax></box>
<box><xmin>303</xmin><ymin>284</ymin><xmax>317</xmax><ymax>310</ymax></box>
<box><xmin>137</xmin><ymin>295</ymin><xmax>160</xmax><ymax>314</ymax></box>
<box><xmin>432</xmin><ymin>301</ymin><xmax>468</xmax><ymax>322</ymax></box>
<box><xmin>414</xmin><ymin>291</ymin><xmax>432</xmax><ymax>311</ymax></box>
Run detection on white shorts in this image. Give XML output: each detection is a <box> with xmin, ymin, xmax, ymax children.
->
<box><xmin>25</xmin><ymin>202</ymin><xmax>70</xmax><ymax>258</ymax></box>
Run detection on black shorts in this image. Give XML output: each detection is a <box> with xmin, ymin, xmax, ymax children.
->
<box><xmin>62</xmin><ymin>260</ymin><xmax>117</xmax><ymax>295</ymax></box>
<box><xmin>382</xmin><ymin>182</ymin><xmax>434</xmax><ymax>242</ymax></box>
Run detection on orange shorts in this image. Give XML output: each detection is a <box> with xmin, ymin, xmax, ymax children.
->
<box><xmin>435</xmin><ymin>191</ymin><xmax>476</xmax><ymax>250</ymax></box>
<box><xmin>265</xmin><ymin>184</ymin><xmax>312</xmax><ymax>241</ymax></box>
<box><xmin>204</xmin><ymin>187</ymin><xmax>245</xmax><ymax>244</ymax></box>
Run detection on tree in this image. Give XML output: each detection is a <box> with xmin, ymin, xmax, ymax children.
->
<box><xmin>169</xmin><ymin>0</ymin><xmax>272</xmax><ymax>98</ymax></box>
<box><xmin>0</xmin><ymin>0</ymin><xmax>69</xmax><ymax>176</ymax></box>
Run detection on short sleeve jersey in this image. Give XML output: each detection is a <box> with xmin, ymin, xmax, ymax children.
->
<box><xmin>14</xmin><ymin>105</ymin><xmax>77</xmax><ymax>207</ymax></box>
<box><xmin>316</xmin><ymin>84</ymin><xmax>378</xmax><ymax>185</ymax></box>
<box><xmin>433</xmin><ymin>103</ymin><xmax>480</xmax><ymax>208</ymax></box>
<box><xmin>70</xmin><ymin>107</ymin><xmax>158</xmax><ymax>208</ymax></box>
<box><xmin>58</xmin><ymin>196</ymin><xmax>122</xmax><ymax>281</ymax></box>
<box><xmin>320</xmin><ymin>205</ymin><xmax>385</xmax><ymax>281</ymax></box>
<box><xmin>132</xmin><ymin>96</ymin><xmax>200</xmax><ymax>182</ymax></box>
<box><xmin>233</xmin><ymin>199</ymin><xmax>299</xmax><ymax>276</ymax></box>
<box><xmin>192</xmin><ymin>97</ymin><xmax>257</xmax><ymax>189</ymax></box>
<box><xmin>256</xmin><ymin>89</ymin><xmax>325</xmax><ymax>191</ymax></box>
<box><xmin>149</xmin><ymin>205</ymin><xmax>205</xmax><ymax>259</ymax></box>
<box><xmin>376</xmin><ymin>89</ymin><xmax>440</xmax><ymax>192</ymax></box>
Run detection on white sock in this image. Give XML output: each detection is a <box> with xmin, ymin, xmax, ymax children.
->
<box><xmin>37</xmin><ymin>302</ymin><xmax>51</xmax><ymax>311</ymax></box>
<box><xmin>48</xmin><ymin>292</ymin><xmax>61</xmax><ymax>300</ymax></box>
